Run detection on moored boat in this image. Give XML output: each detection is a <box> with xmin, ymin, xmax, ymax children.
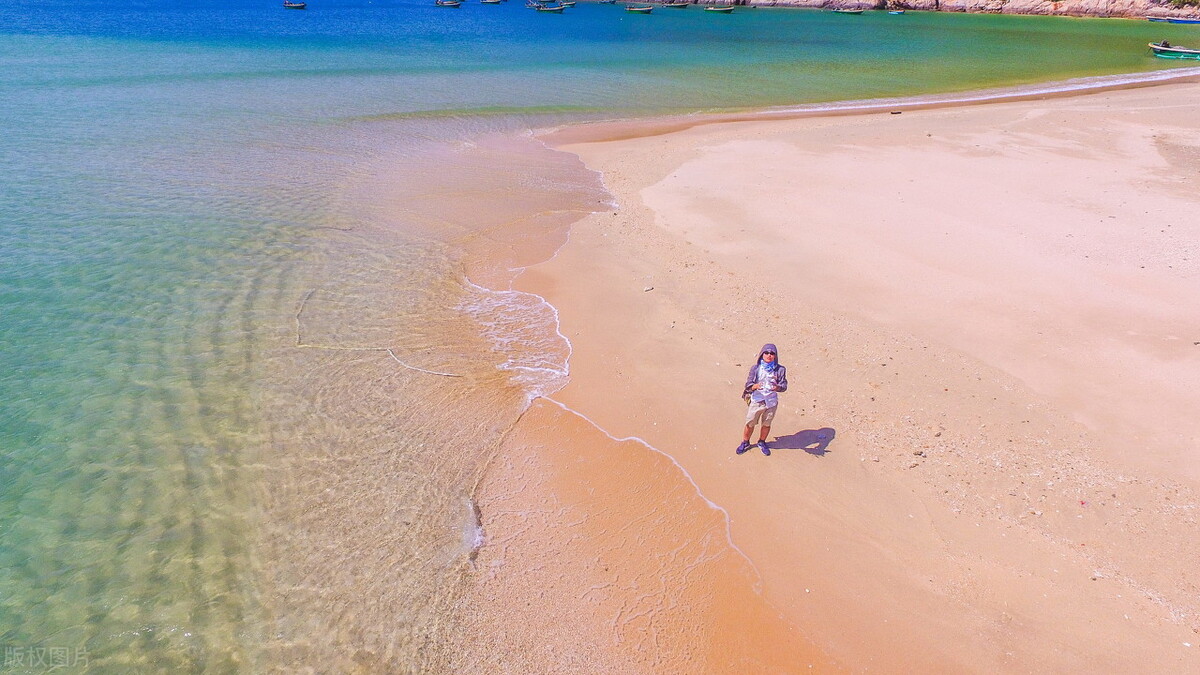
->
<box><xmin>626</xmin><ymin>4</ymin><xmax>654</xmax><ymax>11</ymax></box>
<box><xmin>704</xmin><ymin>4</ymin><xmax>734</xmax><ymax>11</ymax></box>
<box><xmin>1145</xmin><ymin>16</ymin><xmax>1200</xmax><ymax>23</ymax></box>
<box><xmin>831</xmin><ymin>8</ymin><xmax>863</xmax><ymax>14</ymax></box>
<box><xmin>536</xmin><ymin>2</ymin><xmax>566</xmax><ymax>10</ymax></box>
<box><xmin>660</xmin><ymin>1</ymin><xmax>691</xmax><ymax>7</ymax></box>
<box><xmin>1149</xmin><ymin>41</ymin><xmax>1200</xmax><ymax>59</ymax></box>
<box><xmin>481</xmin><ymin>0</ymin><xmax>502</xmax><ymax>4</ymax></box>
<box><xmin>435</xmin><ymin>0</ymin><xmax>462</xmax><ymax>6</ymax></box>
<box><xmin>282</xmin><ymin>0</ymin><xmax>306</xmax><ymax>8</ymax></box>
<box><xmin>888</xmin><ymin>9</ymin><xmax>905</xmax><ymax>13</ymax></box>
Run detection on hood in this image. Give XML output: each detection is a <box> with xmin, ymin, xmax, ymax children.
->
<box><xmin>756</xmin><ymin>343</ymin><xmax>778</xmax><ymax>366</ymax></box>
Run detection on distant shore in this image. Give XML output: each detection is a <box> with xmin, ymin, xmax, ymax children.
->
<box><xmin>682</xmin><ymin>0</ymin><xmax>1200</xmax><ymax>20</ymax></box>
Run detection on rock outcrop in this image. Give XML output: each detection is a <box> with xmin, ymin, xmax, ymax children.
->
<box><xmin>740</xmin><ymin>0</ymin><xmax>1200</xmax><ymax>19</ymax></box>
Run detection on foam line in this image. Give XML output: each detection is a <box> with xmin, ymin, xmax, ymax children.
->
<box><xmin>540</xmin><ymin>396</ymin><xmax>765</xmax><ymax>592</ymax></box>
<box><xmin>460</xmin><ymin>275</ymin><xmax>574</xmax><ymax>396</ymax></box>
<box><xmin>464</xmin><ymin>254</ymin><xmax>762</xmax><ymax>585</ymax></box>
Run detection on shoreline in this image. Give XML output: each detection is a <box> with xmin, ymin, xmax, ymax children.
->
<box><xmin>465</xmin><ymin>77</ymin><xmax>1200</xmax><ymax>670</ymax></box>
<box><xmin>544</xmin><ymin>65</ymin><xmax>1200</xmax><ymax>146</ymax></box>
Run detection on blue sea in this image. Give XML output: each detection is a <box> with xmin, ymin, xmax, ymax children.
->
<box><xmin>0</xmin><ymin>0</ymin><xmax>1194</xmax><ymax>669</ymax></box>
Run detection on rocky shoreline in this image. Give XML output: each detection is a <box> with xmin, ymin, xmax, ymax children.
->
<box><xmin>729</xmin><ymin>0</ymin><xmax>1200</xmax><ymax>19</ymax></box>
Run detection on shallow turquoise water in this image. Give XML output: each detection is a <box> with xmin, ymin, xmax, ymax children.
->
<box><xmin>0</xmin><ymin>0</ymin><xmax>1194</xmax><ymax>668</ymax></box>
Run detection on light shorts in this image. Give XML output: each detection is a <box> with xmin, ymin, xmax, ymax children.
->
<box><xmin>745</xmin><ymin>400</ymin><xmax>777</xmax><ymax>428</ymax></box>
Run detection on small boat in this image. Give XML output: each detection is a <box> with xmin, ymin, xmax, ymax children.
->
<box><xmin>661</xmin><ymin>1</ymin><xmax>691</xmax><ymax>6</ymax></box>
<box><xmin>831</xmin><ymin>8</ymin><xmax>864</xmax><ymax>14</ymax></box>
<box><xmin>599</xmin><ymin>0</ymin><xmax>617</xmax><ymax>3</ymax></box>
<box><xmin>1167</xmin><ymin>17</ymin><xmax>1200</xmax><ymax>23</ymax></box>
<box><xmin>481</xmin><ymin>0</ymin><xmax>502</xmax><ymax>4</ymax></box>
<box><xmin>560</xmin><ymin>1</ymin><xmax>576</xmax><ymax>5</ymax></box>
<box><xmin>888</xmin><ymin>9</ymin><xmax>905</xmax><ymax>13</ymax></box>
<box><xmin>704</xmin><ymin>4</ymin><xmax>734</xmax><ymax>11</ymax></box>
<box><xmin>626</xmin><ymin>4</ymin><xmax>654</xmax><ymax>11</ymax></box>
<box><xmin>282</xmin><ymin>0</ymin><xmax>306</xmax><ymax>8</ymax></box>
<box><xmin>1149</xmin><ymin>41</ymin><xmax>1200</xmax><ymax>59</ymax></box>
<box><xmin>536</xmin><ymin>2</ymin><xmax>566</xmax><ymax>10</ymax></box>
<box><xmin>1146</xmin><ymin>16</ymin><xmax>1170</xmax><ymax>21</ymax></box>
<box><xmin>435</xmin><ymin>0</ymin><xmax>461</xmax><ymax>6</ymax></box>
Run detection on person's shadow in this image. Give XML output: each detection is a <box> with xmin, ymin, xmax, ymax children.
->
<box><xmin>771</xmin><ymin>428</ymin><xmax>835</xmax><ymax>456</ymax></box>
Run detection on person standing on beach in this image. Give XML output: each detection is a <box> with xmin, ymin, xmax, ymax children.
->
<box><xmin>737</xmin><ymin>343</ymin><xmax>787</xmax><ymax>456</ymax></box>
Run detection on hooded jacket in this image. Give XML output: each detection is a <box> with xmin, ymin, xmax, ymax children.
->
<box><xmin>742</xmin><ymin>343</ymin><xmax>787</xmax><ymax>401</ymax></box>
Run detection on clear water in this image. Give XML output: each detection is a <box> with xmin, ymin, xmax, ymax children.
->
<box><xmin>0</xmin><ymin>0</ymin><xmax>1192</xmax><ymax>669</ymax></box>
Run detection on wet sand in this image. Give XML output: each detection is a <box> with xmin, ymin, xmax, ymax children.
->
<box><xmin>462</xmin><ymin>83</ymin><xmax>1200</xmax><ymax>671</ymax></box>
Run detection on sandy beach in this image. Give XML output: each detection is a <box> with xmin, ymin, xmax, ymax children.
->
<box><xmin>456</xmin><ymin>83</ymin><xmax>1200</xmax><ymax>672</ymax></box>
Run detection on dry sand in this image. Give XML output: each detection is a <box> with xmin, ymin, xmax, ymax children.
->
<box><xmin>459</xmin><ymin>83</ymin><xmax>1200</xmax><ymax>672</ymax></box>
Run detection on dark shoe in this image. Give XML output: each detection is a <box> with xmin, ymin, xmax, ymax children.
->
<box><xmin>736</xmin><ymin>440</ymin><xmax>751</xmax><ymax>455</ymax></box>
<box><xmin>757</xmin><ymin>441</ymin><xmax>771</xmax><ymax>456</ymax></box>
